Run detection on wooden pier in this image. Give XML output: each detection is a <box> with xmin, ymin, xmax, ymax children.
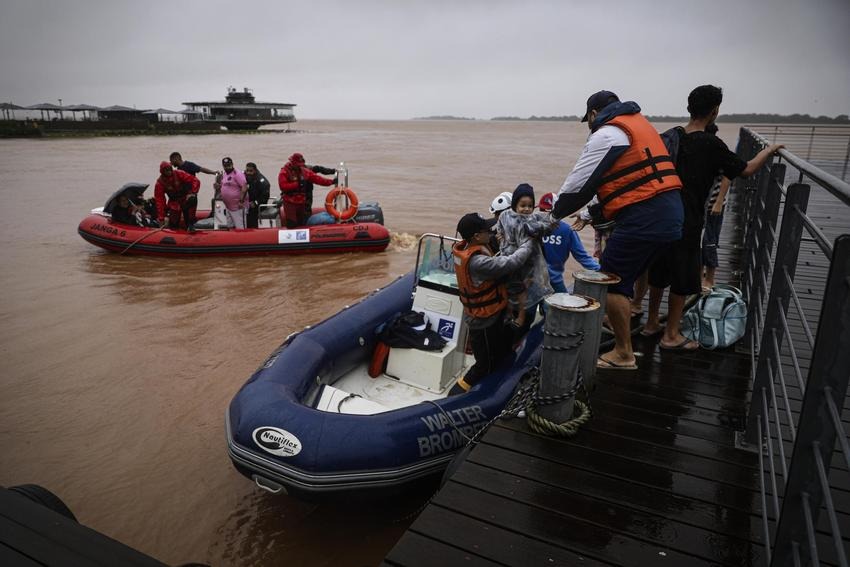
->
<box><xmin>385</xmin><ymin>144</ymin><xmax>850</xmax><ymax>566</ymax></box>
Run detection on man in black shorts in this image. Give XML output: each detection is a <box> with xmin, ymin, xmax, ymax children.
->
<box><xmin>644</xmin><ymin>85</ymin><xmax>784</xmax><ymax>350</ymax></box>
<box><xmin>553</xmin><ymin>90</ymin><xmax>684</xmax><ymax>370</ymax></box>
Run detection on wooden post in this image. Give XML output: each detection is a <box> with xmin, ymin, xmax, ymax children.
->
<box><xmin>573</xmin><ymin>270</ymin><xmax>621</xmax><ymax>391</ymax></box>
<box><xmin>538</xmin><ymin>293</ymin><xmax>599</xmax><ymax>423</ymax></box>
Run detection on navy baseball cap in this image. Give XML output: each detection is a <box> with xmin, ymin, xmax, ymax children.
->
<box><xmin>581</xmin><ymin>90</ymin><xmax>620</xmax><ymax>122</ymax></box>
<box><xmin>457</xmin><ymin>213</ymin><xmax>496</xmax><ymax>240</ymax></box>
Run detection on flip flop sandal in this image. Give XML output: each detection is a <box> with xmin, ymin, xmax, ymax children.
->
<box><xmin>597</xmin><ymin>355</ymin><xmax>638</xmax><ymax>370</ymax></box>
<box><xmin>659</xmin><ymin>338</ymin><xmax>699</xmax><ymax>351</ymax></box>
<box><xmin>639</xmin><ymin>326</ymin><xmax>665</xmax><ymax>337</ymax></box>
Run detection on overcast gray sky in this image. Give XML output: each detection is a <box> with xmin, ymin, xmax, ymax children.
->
<box><xmin>1</xmin><ymin>0</ymin><xmax>848</xmax><ymax>119</ymax></box>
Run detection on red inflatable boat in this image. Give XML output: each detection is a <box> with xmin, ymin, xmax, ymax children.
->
<box><xmin>78</xmin><ymin>183</ymin><xmax>390</xmax><ymax>257</ymax></box>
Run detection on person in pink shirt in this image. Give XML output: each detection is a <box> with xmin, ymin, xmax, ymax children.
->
<box><xmin>213</xmin><ymin>156</ymin><xmax>249</xmax><ymax>229</ymax></box>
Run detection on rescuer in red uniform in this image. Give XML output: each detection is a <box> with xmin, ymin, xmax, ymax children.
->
<box><xmin>154</xmin><ymin>161</ymin><xmax>201</xmax><ymax>230</ymax></box>
<box><xmin>277</xmin><ymin>153</ymin><xmax>336</xmax><ymax>228</ymax></box>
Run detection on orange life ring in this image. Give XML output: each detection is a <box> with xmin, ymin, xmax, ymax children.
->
<box><xmin>325</xmin><ymin>187</ymin><xmax>360</xmax><ymax>221</ymax></box>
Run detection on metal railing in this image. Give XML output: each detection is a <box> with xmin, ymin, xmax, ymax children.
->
<box><xmin>735</xmin><ymin>126</ymin><xmax>850</xmax><ymax>567</ymax></box>
<box><xmin>753</xmin><ymin>124</ymin><xmax>850</xmax><ymax>181</ymax></box>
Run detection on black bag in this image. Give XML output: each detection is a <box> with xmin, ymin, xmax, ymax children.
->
<box><xmin>378</xmin><ymin>310</ymin><xmax>447</xmax><ymax>351</ymax></box>
<box><xmin>660</xmin><ymin>126</ymin><xmax>686</xmax><ymax>166</ymax></box>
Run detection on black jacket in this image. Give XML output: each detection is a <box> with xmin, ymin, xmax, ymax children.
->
<box><xmin>246</xmin><ymin>170</ymin><xmax>271</xmax><ymax>207</ymax></box>
<box><xmin>111</xmin><ymin>205</ymin><xmax>137</xmax><ymax>226</ymax></box>
<box><xmin>304</xmin><ymin>164</ymin><xmax>336</xmax><ymax>210</ymax></box>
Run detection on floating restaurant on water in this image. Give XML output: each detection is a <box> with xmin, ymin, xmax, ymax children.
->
<box><xmin>182</xmin><ymin>86</ymin><xmax>296</xmax><ymax>130</ymax></box>
<box><xmin>0</xmin><ymin>87</ymin><xmax>296</xmax><ymax>136</ymax></box>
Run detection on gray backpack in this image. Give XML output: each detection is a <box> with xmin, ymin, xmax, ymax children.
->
<box><xmin>682</xmin><ymin>285</ymin><xmax>747</xmax><ymax>349</ymax></box>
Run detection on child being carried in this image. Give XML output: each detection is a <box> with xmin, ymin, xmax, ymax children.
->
<box><xmin>496</xmin><ymin>183</ymin><xmax>554</xmax><ymax>329</ymax></box>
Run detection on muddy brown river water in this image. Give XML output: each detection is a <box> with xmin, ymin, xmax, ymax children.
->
<box><xmin>0</xmin><ymin>119</ymin><xmax>739</xmax><ymax>566</ymax></box>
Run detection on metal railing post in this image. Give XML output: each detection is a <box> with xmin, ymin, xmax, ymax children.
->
<box><xmin>741</xmin><ymin>138</ymin><xmax>769</xmax><ymax>296</ymax></box>
<box><xmin>770</xmin><ymin>235</ymin><xmax>850</xmax><ymax>566</ymax></box>
<box><xmin>805</xmin><ymin>126</ymin><xmax>815</xmax><ymax>161</ymax></box>
<box><xmin>743</xmin><ymin>161</ymin><xmax>783</xmax><ymax>349</ymax></box>
<box><xmin>739</xmin><ymin>132</ymin><xmax>763</xmax><ymax>255</ymax></box>
<box><xmin>741</xmin><ymin>182</ymin><xmax>810</xmax><ymax>446</ymax></box>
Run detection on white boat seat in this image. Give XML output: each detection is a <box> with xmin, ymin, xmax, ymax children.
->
<box><xmin>315</xmin><ymin>385</ymin><xmax>388</xmax><ymax>415</ymax></box>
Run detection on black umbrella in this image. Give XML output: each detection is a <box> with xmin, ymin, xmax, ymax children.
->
<box><xmin>103</xmin><ymin>183</ymin><xmax>149</xmax><ymax>214</ymax></box>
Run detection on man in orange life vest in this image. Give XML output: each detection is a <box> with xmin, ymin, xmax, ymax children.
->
<box><xmin>154</xmin><ymin>161</ymin><xmax>201</xmax><ymax>230</ymax></box>
<box><xmin>449</xmin><ymin>213</ymin><xmax>535</xmax><ymax>395</ymax></box>
<box><xmin>552</xmin><ymin>91</ymin><xmax>684</xmax><ymax>370</ymax></box>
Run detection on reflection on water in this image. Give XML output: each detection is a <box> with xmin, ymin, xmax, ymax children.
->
<box><xmin>0</xmin><ymin>120</ymin><xmax>743</xmax><ymax>566</ymax></box>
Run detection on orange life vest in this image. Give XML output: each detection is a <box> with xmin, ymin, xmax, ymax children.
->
<box><xmin>452</xmin><ymin>241</ymin><xmax>508</xmax><ymax>319</ymax></box>
<box><xmin>595</xmin><ymin>113</ymin><xmax>682</xmax><ymax>220</ymax></box>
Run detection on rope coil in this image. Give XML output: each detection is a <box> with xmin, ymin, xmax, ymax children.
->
<box><xmin>424</xmin><ymin>366</ymin><xmax>593</xmax><ymax>450</ymax></box>
<box><xmin>542</xmin><ymin>342</ymin><xmax>583</xmax><ymax>351</ymax></box>
<box><xmin>542</xmin><ymin>328</ymin><xmax>584</xmax><ymax>352</ymax></box>
<box><xmin>543</xmin><ymin>329</ymin><xmax>584</xmax><ymax>338</ymax></box>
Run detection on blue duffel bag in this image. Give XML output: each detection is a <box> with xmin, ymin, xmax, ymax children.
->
<box><xmin>682</xmin><ymin>284</ymin><xmax>747</xmax><ymax>349</ymax></box>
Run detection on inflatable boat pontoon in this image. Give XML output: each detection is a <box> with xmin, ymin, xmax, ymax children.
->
<box><xmin>226</xmin><ymin>234</ymin><xmax>543</xmax><ymax>498</ymax></box>
<box><xmin>78</xmin><ymin>183</ymin><xmax>389</xmax><ymax>256</ymax></box>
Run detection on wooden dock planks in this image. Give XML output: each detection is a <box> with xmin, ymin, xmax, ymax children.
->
<box><xmin>386</xmin><ymin>183</ymin><xmax>850</xmax><ymax>567</ymax></box>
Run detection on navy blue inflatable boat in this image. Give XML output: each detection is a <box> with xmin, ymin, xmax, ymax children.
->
<box><xmin>226</xmin><ymin>235</ymin><xmax>543</xmax><ymax>497</ymax></box>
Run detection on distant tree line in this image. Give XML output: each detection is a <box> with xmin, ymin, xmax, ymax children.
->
<box><xmin>489</xmin><ymin>113</ymin><xmax>849</xmax><ymax>124</ymax></box>
<box><xmin>491</xmin><ymin>115</ymin><xmax>582</xmax><ymax>121</ymax></box>
<box><xmin>656</xmin><ymin>113</ymin><xmax>849</xmax><ymax>124</ymax></box>
<box><xmin>413</xmin><ymin>115</ymin><xmax>476</xmax><ymax>121</ymax></box>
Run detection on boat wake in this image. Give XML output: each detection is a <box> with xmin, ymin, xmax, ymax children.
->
<box><xmin>388</xmin><ymin>232</ymin><xmax>420</xmax><ymax>251</ymax></box>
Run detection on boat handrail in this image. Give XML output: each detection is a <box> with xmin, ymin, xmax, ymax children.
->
<box><xmin>417</xmin><ymin>232</ymin><xmax>460</xmax><ymax>244</ymax></box>
<box><xmin>414</xmin><ymin>233</ymin><xmax>460</xmax><ymax>290</ymax></box>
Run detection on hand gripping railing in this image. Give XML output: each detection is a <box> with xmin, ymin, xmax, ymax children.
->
<box><xmin>735</xmin><ymin>126</ymin><xmax>850</xmax><ymax>567</ymax></box>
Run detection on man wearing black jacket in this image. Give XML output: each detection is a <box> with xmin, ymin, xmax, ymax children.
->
<box><xmin>304</xmin><ymin>163</ymin><xmax>337</xmax><ymax>213</ymax></box>
<box><xmin>244</xmin><ymin>162</ymin><xmax>271</xmax><ymax>229</ymax></box>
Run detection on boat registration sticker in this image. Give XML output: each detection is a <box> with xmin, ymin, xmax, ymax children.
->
<box><xmin>278</xmin><ymin>229</ymin><xmax>310</xmax><ymax>244</ymax></box>
<box><xmin>253</xmin><ymin>427</ymin><xmax>302</xmax><ymax>457</ymax></box>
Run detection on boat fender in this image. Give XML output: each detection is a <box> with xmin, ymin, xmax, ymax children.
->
<box><xmin>368</xmin><ymin>342</ymin><xmax>390</xmax><ymax>378</ymax></box>
<box><xmin>325</xmin><ymin>187</ymin><xmax>360</xmax><ymax>221</ymax></box>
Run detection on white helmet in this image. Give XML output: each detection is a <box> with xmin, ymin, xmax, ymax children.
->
<box><xmin>489</xmin><ymin>191</ymin><xmax>513</xmax><ymax>215</ymax></box>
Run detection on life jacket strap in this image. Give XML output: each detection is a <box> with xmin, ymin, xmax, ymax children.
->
<box><xmin>598</xmin><ymin>152</ymin><xmax>673</xmax><ymax>186</ymax></box>
<box><xmin>598</xmin><ymin>169</ymin><xmax>679</xmax><ymax>208</ymax></box>
<box><xmin>460</xmin><ymin>292</ymin><xmax>504</xmax><ymax>309</ymax></box>
<box><xmin>645</xmin><ymin>148</ymin><xmax>663</xmax><ymax>182</ymax></box>
<box><xmin>460</xmin><ymin>282</ymin><xmax>499</xmax><ymax>300</ymax></box>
